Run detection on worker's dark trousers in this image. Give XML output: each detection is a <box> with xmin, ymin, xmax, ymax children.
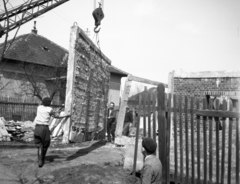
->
<box><xmin>122</xmin><ymin>122</ymin><xmax>131</xmax><ymax>136</ymax></box>
<box><xmin>107</xmin><ymin>118</ymin><xmax>116</xmax><ymax>142</ymax></box>
<box><xmin>34</xmin><ymin>124</ymin><xmax>50</xmax><ymax>167</ymax></box>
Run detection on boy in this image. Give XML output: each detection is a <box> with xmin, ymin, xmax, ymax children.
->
<box><xmin>141</xmin><ymin>137</ymin><xmax>162</xmax><ymax>184</ymax></box>
<box><xmin>34</xmin><ymin>97</ymin><xmax>70</xmax><ymax>167</ymax></box>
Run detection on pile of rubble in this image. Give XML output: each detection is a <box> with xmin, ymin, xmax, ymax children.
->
<box><xmin>0</xmin><ymin>117</ymin><xmax>35</xmax><ymax>142</ymax></box>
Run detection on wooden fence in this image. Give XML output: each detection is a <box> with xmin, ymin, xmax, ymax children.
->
<box><xmin>0</xmin><ymin>97</ymin><xmax>63</xmax><ymax>121</ymax></box>
<box><xmin>132</xmin><ymin>84</ymin><xmax>240</xmax><ymax>184</ymax></box>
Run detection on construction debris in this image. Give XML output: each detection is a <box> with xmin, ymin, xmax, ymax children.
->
<box><xmin>0</xmin><ymin>113</ymin><xmax>85</xmax><ymax>143</ymax></box>
<box><xmin>0</xmin><ymin>117</ymin><xmax>35</xmax><ymax>142</ymax></box>
<box><xmin>0</xmin><ymin>117</ymin><xmax>12</xmax><ymax>141</ymax></box>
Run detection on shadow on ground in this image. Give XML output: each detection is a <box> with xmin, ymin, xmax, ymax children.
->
<box><xmin>66</xmin><ymin>140</ymin><xmax>107</xmax><ymax>161</ymax></box>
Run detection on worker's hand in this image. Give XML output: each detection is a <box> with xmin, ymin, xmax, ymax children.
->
<box><xmin>60</xmin><ymin>113</ymin><xmax>70</xmax><ymax>118</ymax></box>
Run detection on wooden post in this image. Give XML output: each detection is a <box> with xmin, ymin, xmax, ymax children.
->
<box><xmin>115</xmin><ymin>75</ymin><xmax>132</xmax><ymax>143</ymax></box>
<box><xmin>157</xmin><ymin>83</ymin><xmax>167</xmax><ymax>184</ymax></box>
<box><xmin>132</xmin><ymin>93</ymin><xmax>142</xmax><ymax>176</ymax></box>
<box><xmin>62</xmin><ymin>25</ymin><xmax>78</xmax><ymax>144</ymax></box>
<box><xmin>168</xmin><ymin>71</ymin><xmax>175</xmax><ymax>156</ymax></box>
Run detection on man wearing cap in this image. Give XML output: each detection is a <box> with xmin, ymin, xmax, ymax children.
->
<box><xmin>141</xmin><ymin>137</ymin><xmax>162</xmax><ymax>184</ymax></box>
<box><xmin>122</xmin><ymin>106</ymin><xmax>133</xmax><ymax>136</ymax></box>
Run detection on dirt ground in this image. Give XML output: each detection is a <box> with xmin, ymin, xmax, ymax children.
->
<box><xmin>0</xmin><ymin>140</ymin><xmax>140</xmax><ymax>184</ymax></box>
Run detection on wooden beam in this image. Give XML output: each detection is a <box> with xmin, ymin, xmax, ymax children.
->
<box><xmin>196</xmin><ymin>110</ymin><xmax>240</xmax><ymax>119</ymax></box>
<box><xmin>62</xmin><ymin>25</ymin><xmax>78</xmax><ymax>144</ymax></box>
<box><xmin>129</xmin><ymin>75</ymin><xmax>167</xmax><ymax>87</ymax></box>
<box><xmin>115</xmin><ymin>75</ymin><xmax>132</xmax><ymax>141</ymax></box>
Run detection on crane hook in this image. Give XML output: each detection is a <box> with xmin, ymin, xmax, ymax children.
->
<box><xmin>92</xmin><ymin>2</ymin><xmax>104</xmax><ymax>34</ymax></box>
<box><xmin>94</xmin><ymin>26</ymin><xmax>101</xmax><ymax>33</ymax></box>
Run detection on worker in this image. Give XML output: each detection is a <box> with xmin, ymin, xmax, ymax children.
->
<box><xmin>122</xmin><ymin>106</ymin><xmax>133</xmax><ymax>136</ymax></box>
<box><xmin>107</xmin><ymin>102</ymin><xmax>117</xmax><ymax>143</ymax></box>
<box><xmin>141</xmin><ymin>137</ymin><xmax>162</xmax><ymax>184</ymax></box>
<box><xmin>34</xmin><ymin>97</ymin><xmax>70</xmax><ymax>167</ymax></box>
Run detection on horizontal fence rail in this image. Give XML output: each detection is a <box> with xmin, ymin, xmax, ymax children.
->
<box><xmin>169</xmin><ymin>95</ymin><xmax>240</xmax><ymax>184</ymax></box>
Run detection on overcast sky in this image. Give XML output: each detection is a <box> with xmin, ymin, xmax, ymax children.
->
<box><xmin>0</xmin><ymin>0</ymin><xmax>240</xmax><ymax>84</ymax></box>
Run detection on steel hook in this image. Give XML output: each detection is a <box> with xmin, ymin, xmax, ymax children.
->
<box><xmin>94</xmin><ymin>26</ymin><xmax>101</xmax><ymax>33</ymax></box>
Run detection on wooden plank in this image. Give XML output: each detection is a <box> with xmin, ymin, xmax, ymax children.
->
<box><xmin>157</xmin><ymin>83</ymin><xmax>167</xmax><ymax>184</ymax></box>
<box><xmin>208</xmin><ymin>98</ymin><xmax>213</xmax><ymax>184</ymax></box>
<box><xmin>143</xmin><ymin>87</ymin><xmax>147</xmax><ymax>137</ymax></box>
<box><xmin>152</xmin><ymin>92</ymin><xmax>157</xmax><ymax>142</ymax></box>
<box><xmin>203</xmin><ymin>98</ymin><xmax>207</xmax><ymax>184</ymax></box>
<box><xmin>62</xmin><ymin>25</ymin><xmax>78</xmax><ymax>144</ymax></box>
<box><xmin>148</xmin><ymin>92</ymin><xmax>151</xmax><ymax>138</ymax></box>
<box><xmin>129</xmin><ymin>75</ymin><xmax>167</xmax><ymax>87</ymax></box>
<box><xmin>132</xmin><ymin>93</ymin><xmax>142</xmax><ymax>176</ymax></box>
<box><xmin>166</xmin><ymin>93</ymin><xmax>172</xmax><ymax>183</ymax></box>
<box><xmin>185</xmin><ymin>96</ymin><xmax>189</xmax><ymax>184</ymax></box>
<box><xmin>102</xmin><ymin>78</ymin><xmax>108</xmax><ymax>140</ymax></box>
<box><xmin>115</xmin><ymin>75</ymin><xmax>132</xmax><ymax>138</ymax></box>
<box><xmin>227</xmin><ymin>101</ymin><xmax>233</xmax><ymax>184</ymax></box>
<box><xmin>190</xmin><ymin>97</ymin><xmax>195</xmax><ymax>184</ymax></box>
<box><xmin>221</xmin><ymin>100</ymin><xmax>227</xmax><ymax>184</ymax></box>
<box><xmin>196</xmin><ymin>98</ymin><xmax>201</xmax><ymax>184</ymax></box>
<box><xmin>196</xmin><ymin>110</ymin><xmax>240</xmax><ymax>119</ymax></box>
<box><xmin>215</xmin><ymin>98</ymin><xmax>220</xmax><ymax>184</ymax></box>
<box><xmin>236</xmin><ymin>101</ymin><xmax>240</xmax><ymax>184</ymax></box>
<box><xmin>179</xmin><ymin>95</ymin><xmax>184</xmax><ymax>183</ymax></box>
<box><xmin>173</xmin><ymin>94</ymin><xmax>178</xmax><ymax>183</ymax></box>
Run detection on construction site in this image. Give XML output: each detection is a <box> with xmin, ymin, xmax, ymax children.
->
<box><xmin>0</xmin><ymin>0</ymin><xmax>240</xmax><ymax>184</ymax></box>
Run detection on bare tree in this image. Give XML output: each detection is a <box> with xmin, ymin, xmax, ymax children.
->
<box><xmin>0</xmin><ymin>61</ymin><xmax>19</xmax><ymax>93</ymax></box>
<box><xmin>129</xmin><ymin>82</ymin><xmax>144</xmax><ymax>97</ymax></box>
<box><xmin>19</xmin><ymin>55</ymin><xmax>67</xmax><ymax>102</ymax></box>
<box><xmin>0</xmin><ymin>1</ymin><xmax>31</xmax><ymax>92</ymax></box>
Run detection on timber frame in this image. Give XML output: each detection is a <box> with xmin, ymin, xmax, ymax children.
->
<box><xmin>114</xmin><ymin>74</ymin><xmax>167</xmax><ymax>145</ymax></box>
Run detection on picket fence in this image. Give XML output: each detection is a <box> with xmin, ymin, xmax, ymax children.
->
<box><xmin>130</xmin><ymin>84</ymin><xmax>240</xmax><ymax>184</ymax></box>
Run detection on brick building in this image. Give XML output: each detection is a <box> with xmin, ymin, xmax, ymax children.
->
<box><xmin>168</xmin><ymin>70</ymin><xmax>240</xmax><ymax>110</ymax></box>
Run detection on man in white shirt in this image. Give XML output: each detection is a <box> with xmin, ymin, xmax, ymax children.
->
<box><xmin>34</xmin><ymin>97</ymin><xmax>70</xmax><ymax>167</ymax></box>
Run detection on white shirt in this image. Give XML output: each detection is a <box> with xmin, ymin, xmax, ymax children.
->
<box><xmin>145</xmin><ymin>154</ymin><xmax>153</xmax><ymax>161</ymax></box>
<box><xmin>34</xmin><ymin>105</ymin><xmax>53</xmax><ymax>125</ymax></box>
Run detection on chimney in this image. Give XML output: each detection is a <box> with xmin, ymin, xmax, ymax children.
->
<box><xmin>31</xmin><ymin>21</ymin><xmax>38</xmax><ymax>34</ymax></box>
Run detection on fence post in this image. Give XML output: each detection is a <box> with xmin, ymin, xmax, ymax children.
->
<box><xmin>157</xmin><ymin>83</ymin><xmax>168</xmax><ymax>184</ymax></box>
<box><xmin>132</xmin><ymin>93</ymin><xmax>142</xmax><ymax>176</ymax></box>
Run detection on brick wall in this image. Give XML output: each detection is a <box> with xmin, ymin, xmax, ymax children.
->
<box><xmin>65</xmin><ymin>26</ymin><xmax>111</xmax><ymax>136</ymax></box>
<box><xmin>169</xmin><ymin>71</ymin><xmax>240</xmax><ymax>98</ymax></box>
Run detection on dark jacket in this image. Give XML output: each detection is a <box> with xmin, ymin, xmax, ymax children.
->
<box><xmin>107</xmin><ymin>108</ymin><xmax>117</xmax><ymax>123</ymax></box>
<box><xmin>141</xmin><ymin>155</ymin><xmax>162</xmax><ymax>184</ymax></box>
<box><xmin>124</xmin><ymin>111</ymin><xmax>133</xmax><ymax>123</ymax></box>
